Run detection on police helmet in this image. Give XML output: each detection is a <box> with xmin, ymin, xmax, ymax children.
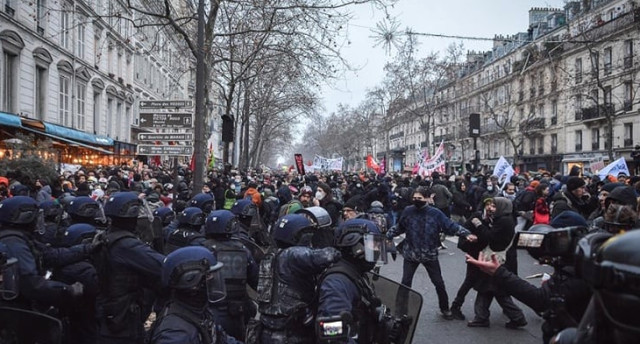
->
<box><xmin>177</xmin><ymin>207</ymin><xmax>206</xmax><ymax>227</ymax></box>
<box><xmin>153</xmin><ymin>207</ymin><xmax>176</xmax><ymax>226</ymax></box>
<box><xmin>272</xmin><ymin>214</ymin><xmax>315</xmax><ymax>248</ymax></box>
<box><xmin>587</xmin><ymin>230</ymin><xmax>640</xmax><ymax>340</ymax></box>
<box><xmin>189</xmin><ymin>193</ymin><xmax>214</xmax><ymax>214</ymax></box>
<box><xmin>66</xmin><ymin>196</ymin><xmax>100</xmax><ymax>219</ymax></box>
<box><xmin>602</xmin><ymin>203</ymin><xmax>637</xmax><ymax>234</ymax></box>
<box><xmin>161</xmin><ymin>246</ymin><xmax>226</xmax><ymax>303</ymax></box>
<box><xmin>0</xmin><ymin>242</ymin><xmax>18</xmax><ymax>300</ymax></box>
<box><xmin>296</xmin><ymin>206</ymin><xmax>332</xmax><ymax>228</ymax></box>
<box><xmin>204</xmin><ymin>210</ymin><xmax>238</xmax><ymax>237</ymax></box>
<box><xmin>103</xmin><ymin>192</ymin><xmax>141</xmax><ymax>218</ymax></box>
<box><xmin>39</xmin><ymin>200</ymin><xmax>63</xmax><ymax>220</ymax></box>
<box><xmin>335</xmin><ymin>218</ymin><xmax>387</xmax><ymax>265</ymax></box>
<box><xmin>230</xmin><ymin>199</ymin><xmax>257</xmax><ymax>218</ymax></box>
<box><xmin>61</xmin><ymin>223</ymin><xmax>97</xmax><ymax>247</ymax></box>
<box><xmin>0</xmin><ymin>196</ymin><xmax>40</xmax><ymax>226</ymax></box>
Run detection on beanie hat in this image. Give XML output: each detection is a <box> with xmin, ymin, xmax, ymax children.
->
<box><xmin>529</xmin><ymin>180</ymin><xmax>540</xmax><ymax>189</ymax></box>
<box><xmin>370</xmin><ymin>201</ymin><xmax>384</xmax><ymax>209</ymax></box>
<box><xmin>566</xmin><ymin>176</ymin><xmax>586</xmax><ymax>192</ymax></box>
<box><xmin>606</xmin><ymin>186</ymin><xmax>638</xmax><ymax>209</ymax></box>
<box><xmin>550</xmin><ymin>210</ymin><xmax>588</xmax><ymax>228</ymax></box>
<box><xmin>343</xmin><ymin>195</ymin><xmax>363</xmax><ymax>212</ymax></box>
<box><xmin>601</xmin><ymin>182</ymin><xmax>624</xmax><ymax>194</ymax></box>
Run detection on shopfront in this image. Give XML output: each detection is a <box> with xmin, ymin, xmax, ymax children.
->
<box><xmin>0</xmin><ymin>111</ymin><xmax>114</xmax><ymax>169</ymax></box>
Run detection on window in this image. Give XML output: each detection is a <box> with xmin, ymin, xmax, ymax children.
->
<box><xmin>590</xmin><ymin>51</ymin><xmax>599</xmax><ymax>76</ymax></box>
<box><xmin>575</xmin><ymin>95</ymin><xmax>583</xmax><ymax>120</ymax></box>
<box><xmin>93</xmin><ymin>91</ymin><xmax>101</xmax><ymax>134</ymax></box>
<box><xmin>59</xmin><ymin>75</ymin><xmax>71</xmax><ymax>126</ymax></box>
<box><xmin>551</xmin><ymin>100</ymin><xmax>557</xmax><ymax>125</ymax></box>
<box><xmin>76</xmin><ymin>82</ymin><xmax>86</xmax><ymax>130</ymax></box>
<box><xmin>529</xmin><ymin>138</ymin><xmax>536</xmax><ymax>155</ymax></box>
<box><xmin>36</xmin><ymin>0</ymin><xmax>46</xmax><ymax>33</ymax></box>
<box><xmin>604</xmin><ymin>86</ymin><xmax>612</xmax><ymax>105</ymax></box>
<box><xmin>592</xmin><ymin>128</ymin><xmax>600</xmax><ymax>151</ymax></box>
<box><xmin>60</xmin><ymin>5</ymin><xmax>71</xmax><ymax>50</ymax></box>
<box><xmin>624</xmin><ymin>123</ymin><xmax>633</xmax><ymax>147</ymax></box>
<box><xmin>35</xmin><ymin>66</ymin><xmax>47</xmax><ymax>120</ymax></box>
<box><xmin>603</xmin><ymin>47</ymin><xmax>612</xmax><ymax>74</ymax></box>
<box><xmin>575</xmin><ymin>58</ymin><xmax>582</xmax><ymax>83</ymax></box>
<box><xmin>575</xmin><ymin>130</ymin><xmax>582</xmax><ymax>151</ymax></box>
<box><xmin>116</xmin><ymin>102</ymin><xmax>122</xmax><ymax>139</ymax></box>
<box><xmin>624</xmin><ymin>81</ymin><xmax>633</xmax><ymax>111</ymax></box>
<box><xmin>538</xmin><ymin>103</ymin><xmax>544</xmax><ymax>119</ymax></box>
<box><xmin>94</xmin><ymin>34</ymin><xmax>101</xmax><ymax>67</ymax></box>
<box><xmin>2</xmin><ymin>51</ymin><xmax>17</xmax><ymax>113</ymax></box>
<box><xmin>77</xmin><ymin>21</ymin><xmax>85</xmax><ymax>59</ymax></box>
<box><xmin>106</xmin><ymin>98</ymin><xmax>113</xmax><ymax>134</ymax></box>
<box><xmin>624</xmin><ymin>40</ymin><xmax>633</xmax><ymax>69</ymax></box>
<box><xmin>537</xmin><ymin>137</ymin><xmax>544</xmax><ymax>154</ymax></box>
<box><xmin>551</xmin><ymin>134</ymin><xmax>558</xmax><ymax>153</ymax></box>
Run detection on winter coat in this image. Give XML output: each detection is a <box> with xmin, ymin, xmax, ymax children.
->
<box><xmin>533</xmin><ymin>197</ymin><xmax>550</xmax><ymax>225</ymax></box>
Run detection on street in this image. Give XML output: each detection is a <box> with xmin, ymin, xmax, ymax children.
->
<box><xmin>379</xmin><ymin>237</ymin><xmax>554</xmax><ymax>344</ymax></box>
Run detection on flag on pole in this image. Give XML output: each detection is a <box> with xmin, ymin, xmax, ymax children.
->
<box><xmin>367</xmin><ymin>155</ymin><xmax>380</xmax><ymax>174</ymax></box>
<box><xmin>493</xmin><ymin>156</ymin><xmax>515</xmax><ymax>189</ymax></box>
<box><xmin>598</xmin><ymin>157</ymin><xmax>630</xmax><ymax>179</ymax></box>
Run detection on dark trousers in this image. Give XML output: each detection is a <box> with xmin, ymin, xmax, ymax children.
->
<box><xmin>473</xmin><ymin>291</ymin><xmax>526</xmax><ymax>323</ymax></box>
<box><xmin>452</xmin><ymin>264</ymin><xmax>479</xmax><ymax>309</ymax></box>
<box><xmin>401</xmin><ymin>259</ymin><xmax>449</xmax><ymax>311</ymax></box>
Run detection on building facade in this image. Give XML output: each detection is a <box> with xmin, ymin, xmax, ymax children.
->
<box><xmin>378</xmin><ymin>0</ymin><xmax>640</xmax><ymax>175</ymax></box>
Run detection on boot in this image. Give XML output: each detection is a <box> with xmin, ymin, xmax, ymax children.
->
<box><xmin>450</xmin><ymin>305</ymin><xmax>465</xmax><ymax>320</ymax></box>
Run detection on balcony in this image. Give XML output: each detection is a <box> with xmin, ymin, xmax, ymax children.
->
<box><xmin>389</xmin><ymin>132</ymin><xmax>404</xmax><ymax>140</ymax></box>
<box><xmin>625</xmin><ymin>138</ymin><xmax>633</xmax><ymax>147</ymax></box>
<box><xmin>579</xmin><ymin>104</ymin><xmax>615</xmax><ymax>122</ymax></box>
<box><xmin>624</xmin><ymin>100</ymin><xmax>633</xmax><ymax>111</ymax></box>
<box><xmin>575</xmin><ymin>72</ymin><xmax>582</xmax><ymax>84</ymax></box>
<box><xmin>434</xmin><ymin>133</ymin><xmax>455</xmax><ymax>142</ymax></box>
<box><xmin>481</xmin><ymin>123</ymin><xmax>502</xmax><ymax>134</ymax></box>
<box><xmin>520</xmin><ymin>117</ymin><xmax>545</xmax><ymax>131</ymax></box>
<box><xmin>624</xmin><ymin>56</ymin><xmax>633</xmax><ymax>69</ymax></box>
<box><xmin>538</xmin><ymin>85</ymin><xmax>544</xmax><ymax>96</ymax></box>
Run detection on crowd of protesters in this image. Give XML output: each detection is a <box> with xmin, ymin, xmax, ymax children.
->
<box><xmin>1</xmin><ymin>159</ymin><xmax>640</xmax><ymax>342</ymax></box>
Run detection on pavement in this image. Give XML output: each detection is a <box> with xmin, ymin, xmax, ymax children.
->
<box><xmin>378</xmin><ymin>236</ymin><xmax>554</xmax><ymax>344</ymax></box>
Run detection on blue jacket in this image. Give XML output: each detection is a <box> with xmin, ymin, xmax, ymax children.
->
<box><xmin>388</xmin><ymin>204</ymin><xmax>471</xmax><ymax>262</ymax></box>
<box><xmin>151</xmin><ymin>304</ymin><xmax>241</xmax><ymax>344</ymax></box>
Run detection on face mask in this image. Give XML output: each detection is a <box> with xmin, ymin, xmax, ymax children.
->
<box><xmin>486</xmin><ymin>185</ymin><xmax>493</xmax><ymax>191</ymax></box>
<box><xmin>315</xmin><ymin>191</ymin><xmax>325</xmax><ymax>200</ymax></box>
<box><xmin>412</xmin><ymin>199</ymin><xmax>427</xmax><ymax>208</ymax></box>
<box><xmin>505</xmin><ymin>194</ymin><xmax>516</xmax><ymax>201</ymax></box>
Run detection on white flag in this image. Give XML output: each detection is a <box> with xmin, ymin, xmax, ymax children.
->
<box><xmin>598</xmin><ymin>157</ymin><xmax>630</xmax><ymax>179</ymax></box>
<box><xmin>493</xmin><ymin>156</ymin><xmax>515</xmax><ymax>188</ymax></box>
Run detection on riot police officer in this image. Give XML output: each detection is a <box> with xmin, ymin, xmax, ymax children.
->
<box><xmin>316</xmin><ymin>218</ymin><xmax>409</xmax><ymax>344</ymax></box>
<box><xmin>0</xmin><ymin>196</ymin><xmax>85</xmax><ymax>311</ymax></box>
<box><xmin>190</xmin><ymin>193</ymin><xmax>215</xmax><ymax>216</ymax></box>
<box><xmin>231</xmin><ymin>199</ymin><xmax>270</xmax><ymax>248</ymax></box>
<box><xmin>553</xmin><ymin>229</ymin><xmax>640</xmax><ymax>344</ymax></box>
<box><xmin>253</xmin><ymin>214</ymin><xmax>341</xmax><ymax>344</ymax></box>
<box><xmin>35</xmin><ymin>200</ymin><xmax>65</xmax><ymax>246</ymax></box>
<box><xmin>149</xmin><ymin>246</ymin><xmax>241</xmax><ymax>344</ymax></box>
<box><xmin>94</xmin><ymin>191</ymin><xmax>165</xmax><ymax>344</ymax></box>
<box><xmin>66</xmin><ymin>195</ymin><xmax>106</xmax><ymax>227</ymax></box>
<box><xmin>164</xmin><ymin>206</ymin><xmax>207</xmax><ymax>254</ymax></box>
<box><xmin>203</xmin><ymin>210</ymin><xmax>259</xmax><ymax>340</ymax></box>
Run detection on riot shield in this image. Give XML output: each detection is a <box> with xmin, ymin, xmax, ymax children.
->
<box><xmin>238</xmin><ymin>235</ymin><xmax>267</xmax><ymax>264</ymax></box>
<box><xmin>367</xmin><ymin>272</ymin><xmax>423</xmax><ymax>344</ymax></box>
<box><xmin>0</xmin><ymin>306</ymin><xmax>63</xmax><ymax>344</ymax></box>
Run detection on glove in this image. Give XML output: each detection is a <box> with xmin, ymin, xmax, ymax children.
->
<box><xmin>322</xmin><ymin>247</ymin><xmax>342</xmax><ymax>263</ymax></box>
<box><xmin>84</xmin><ymin>231</ymin><xmax>106</xmax><ymax>254</ymax></box>
<box><xmin>66</xmin><ymin>282</ymin><xmax>84</xmax><ymax>298</ymax></box>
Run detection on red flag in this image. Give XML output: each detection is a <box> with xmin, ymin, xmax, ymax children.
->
<box><xmin>189</xmin><ymin>153</ymin><xmax>196</xmax><ymax>171</ymax></box>
<box><xmin>367</xmin><ymin>155</ymin><xmax>380</xmax><ymax>174</ymax></box>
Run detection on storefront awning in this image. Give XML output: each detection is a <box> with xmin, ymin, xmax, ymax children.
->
<box><xmin>0</xmin><ymin>112</ymin><xmax>23</xmax><ymax>128</ymax></box>
<box><xmin>21</xmin><ymin>126</ymin><xmax>113</xmax><ymax>155</ymax></box>
<box><xmin>44</xmin><ymin>123</ymin><xmax>113</xmax><ymax>146</ymax></box>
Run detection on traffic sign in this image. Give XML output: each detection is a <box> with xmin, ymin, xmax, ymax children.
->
<box><xmin>139</xmin><ymin>100</ymin><xmax>193</xmax><ymax>109</ymax></box>
<box><xmin>137</xmin><ymin>145</ymin><xmax>194</xmax><ymax>156</ymax></box>
<box><xmin>137</xmin><ymin>133</ymin><xmax>194</xmax><ymax>141</ymax></box>
<box><xmin>139</xmin><ymin>112</ymin><xmax>193</xmax><ymax>128</ymax></box>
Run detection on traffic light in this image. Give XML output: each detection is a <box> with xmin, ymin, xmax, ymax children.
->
<box><xmin>221</xmin><ymin>115</ymin><xmax>234</xmax><ymax>142</ymax></box>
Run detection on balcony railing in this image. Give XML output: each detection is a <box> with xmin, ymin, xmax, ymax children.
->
<box><xmin>538</xmin><ymin>85</ymin><xmax>544</xmax><ymax>96</ymax></box>
<box><xmin>592</xmin><ymin>142</ymin><xmax>600</xmax><ymax>151</ymax></box>
<box><xmin>481</xmin><ymin>123</ymin><xmax>502</xmax><ymax>134</ymax></box>
<box><xmin>538</xmin><ymin>146</ymin><xmax>544</xmax><ymax>154</ymax></box>
<box><xmin>624</xmin><ymin>100</ymin><xmax>633</xmax><ymax>111</ymax></box>
<box><xmin>389</xmin><ymin>132</ymin><xmax>404</xmax><ymax>140</ymax></box>
<box><xmin>529</xmin><ymin>148</ymin><xmax>535</xmax><ymax>155</ymax></box>
<box><xmin>624</xmin><ymin>56</ymin><xmax>633</xmax><ymax>69</ymax></box>
<box><xmin>624</xmin><ymin>138</ymin><xmax>633</xmax><ymax>147</ymax></box>
<box><xmin>575</xmin><ymin>72</ymin><xmax>582</xmax><ymax>83</ymax></box>
<box><xmin>579</xmin><ymin>104</ymin><xmax>615</xmax><ymax>121</ymax></box>
<box><xmin>520</xmin><ymin>117</ymin><xmax>545</xmax><ymax>131</ymax></box>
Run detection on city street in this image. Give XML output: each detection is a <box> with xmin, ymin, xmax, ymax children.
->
<box><xmin>380</xmin><ymin>237</ymin><xmax>554</xmax><ymax>344</ymax></box>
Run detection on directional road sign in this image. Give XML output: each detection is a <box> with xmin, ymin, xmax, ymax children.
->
<box><xmin>137</xmin><ymin>145</ymin><xmax>194</xmax><ymax>156</ymax></box>
<box><xmin>139</xmin><ymin>112</ymin><xmax>193</xmax><ymax>128</ymax></box>
<box><xmin>139</xmin><ymin>100</ymin><xmax>193</xmax><ymax>109</ymax></box>
<box><xmin>137</xmin><ymin>133</ymin><xmax>194</xmax><ymax>141</ymax></box>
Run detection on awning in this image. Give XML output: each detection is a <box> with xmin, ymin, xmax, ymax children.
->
<box><xmin>44</xmin><ymin>122</ymin><xmax>113</xmax><ymax>146</ymax></box>
<box><xmin>0</xmin><ymin>112</ymin><xmax>23</xmax><ymax>128</ymax></box>
<box><xmin>21</xmin><ymin>126</ymin><xmax>113</xmax><ymax>155</ymax></box>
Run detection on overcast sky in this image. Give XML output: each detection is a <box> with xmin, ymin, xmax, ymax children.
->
<box><xmin>320</xmin><ymin>0</ymin><xmax>567</xmax><ymax>114</ymax></box>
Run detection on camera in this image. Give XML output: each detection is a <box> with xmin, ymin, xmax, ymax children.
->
<box><xmin>516</xmin><ymin>225</ymin><xmax>588</xmax><ymax>266</ymax></box>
